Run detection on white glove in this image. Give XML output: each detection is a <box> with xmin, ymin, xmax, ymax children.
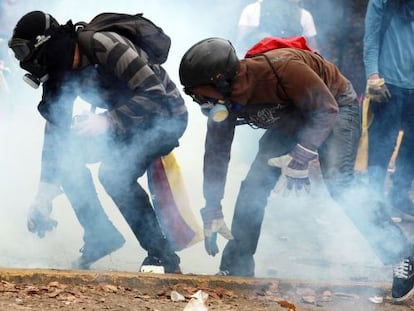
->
<box><xmin>268</xmin><ymin>144</ymin><xmax>318</xmax><ymax>196</ymax></box>
<box><xmin>200</xmin><ymin>207</ymin><xmax>233</xmax><ymax>256</ymax></box>
<box><xmin>27</xmin><ymin>182</ymin><xmax>62</xmax><ymax>238</ymax></box>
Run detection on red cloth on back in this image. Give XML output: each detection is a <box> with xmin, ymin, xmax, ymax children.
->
<box><xmin>245</xmin><ymin>36</ymin><xmax>312</xmax><ymax>58</ymax></box>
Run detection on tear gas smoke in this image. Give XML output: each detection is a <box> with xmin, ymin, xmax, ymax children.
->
<box><xmin>0</xmin><ymin>0</ymin><xmax>395</xmax><ymax>296</ymax></box>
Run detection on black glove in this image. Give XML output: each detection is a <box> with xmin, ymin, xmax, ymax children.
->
<box><xmin>200</xmin><ymin>206</ymin><xmax>233</xmax><ymax>256</ymax></box>
<box><xmin>27</xmin><ymin>203</ymin><xmax>58</xmax><ymax>238</ymax></box>
<box><xmin>268</xmin><ymin>144</ymin><xmax>318</xmax><ymax>196</ymax></box>
<box><xmin>27</xmin><ymin>182</ymin><xmax>61</xmax><ymax>238</ymax></box>
<box><xmin>367</xmin><ymin>78</ymin><xmax>391</xmax><ymax>103</ymax></box>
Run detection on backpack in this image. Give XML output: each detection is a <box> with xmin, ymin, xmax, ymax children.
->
<box><xmin>243</xmin><ymin>36</ymin><xmax>318</xmax><ymax>111</ymax></box>
<box><xmin>76</xmin><ymin>12</ymin><xmax>171</xmax><ymax>64</ymax></box>
<box><xmin>244</xmin><ymin>36</ymin><xmax>313</xmax><ymax>58</ymax></box>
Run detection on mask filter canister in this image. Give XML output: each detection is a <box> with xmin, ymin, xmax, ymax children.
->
<box><xmin>210</xmin><ymin>104</ymin><xmax>229</xmax><ymax>122</ymax></box>
<box><xmin>22</xmin><ymin>73</ymin><xmax>49</xmax><ymax>89</ymax></box>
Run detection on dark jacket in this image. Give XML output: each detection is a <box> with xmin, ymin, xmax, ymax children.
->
<box><xmin>39</xmin><ymin>30</ymin><xmax>187</xmax><ymax>183</ymax></box>
<box><xmin>202</xmin><ymin>48</ymin><xmax>350</xmax><ymax>205</ymax></box>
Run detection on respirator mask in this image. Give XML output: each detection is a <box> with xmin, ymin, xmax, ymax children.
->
<box><xmin>20</xmin><ymin>58</ymin><xmax>49</xmax><ymax>89</ymax></box>
<box><xmin>189</xmin><ymin>94</ymin><xmax>231</xmax><ymax>122</ymax></box>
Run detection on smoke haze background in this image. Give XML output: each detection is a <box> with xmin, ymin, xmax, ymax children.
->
<box><xmin>0</xmin><ymin>0</ymin><xmax>400</xmax><ymax>283</ymax></box>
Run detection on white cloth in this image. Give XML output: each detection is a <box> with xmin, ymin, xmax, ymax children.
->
<box><xmin>238</xmin><ymin>0</ymin><xmax>317</xmax><ymax>38</ymax></box>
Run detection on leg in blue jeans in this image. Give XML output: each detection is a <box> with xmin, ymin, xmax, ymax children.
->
<box><xmin>320</xmin><ymin>93</ymin><xmax>412</xmax><ymax>265</ymax></box>
<box><xmin>368</xmin><ymin>84</ymin><xmax>403</xmax><ymax>197</ymax></box>
<box><xmin>98</xmin><ymin>119</ymin><xmax>183</xmax><ymax>271</ymax></box>
<box><xmin>59</xmin><ymin>139</ymin><xmax>125</xmax><ymax>268</ymax></box>
<box><xmin>61</xmin><ymin>164</ymin><xmax>123</xmax><ymax>247</ymax></box>
<box><xmin>219</xmin><ymin>127</ymin><xmax>294</xmax><ymax>276</ymax></box>
<box><xmin>388</xmin><ymin>87</ymin><xmax>414</xmax><ymax>215</ymax></box>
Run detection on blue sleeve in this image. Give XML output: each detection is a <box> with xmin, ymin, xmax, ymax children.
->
<box><xmin>363</xmin><ymin>0</ymin><xmax>385</xmax><ymax>79</ymax></box>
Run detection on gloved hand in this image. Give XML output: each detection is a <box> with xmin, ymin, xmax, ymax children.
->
<box><xmin>27</xmin><ymin>182</ymin><xmax>62</xmax><ymax>238</ymax></box>
<box><xmin>72</xmin><ymin>111</ymin><xmax>110</xmax><ymax>136</ymax></box>
<box><xmin>200</xmin><ymin>206</ymin><xmax>233</xmax><ymax>256</ymax></box>
<box><xmin>367</xmin><ymin>78</ymin><xmax>391</xmax><ymax>103</ymax></box>
<box><xmin>268</xmin><ymin>144</ymin><xmax>318</xmax><ymax>196</ymax></box>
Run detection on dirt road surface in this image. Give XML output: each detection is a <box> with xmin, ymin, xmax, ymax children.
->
<box><xmin>0</xmin><ymin>268</ymin><xmax>413</xmax><ymax>311</ymax></box>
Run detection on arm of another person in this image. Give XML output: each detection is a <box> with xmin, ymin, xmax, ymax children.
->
<box><xmin>236</xmin><ymin>2</ymin><xmax>260</xmax><ymax>50</ymax></box>
<box><xmin>301</xmin><ymin>8</ymin><xmax>319</xmax><ymax>52</ymax></box>
<box><xmin>363</xmin><ymin>0</ymin><xmax>385</xmax><ymax>80</ymax></box>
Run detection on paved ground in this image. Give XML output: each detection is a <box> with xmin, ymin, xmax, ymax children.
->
<box><xmin>1</xmin><ymin>267</ymin><xmax>414</xmax><ymax>310</ymax></box>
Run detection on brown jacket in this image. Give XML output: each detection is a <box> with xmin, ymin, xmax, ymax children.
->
<box><xmin>203</xmin><ymin>48</ymin><xmax>351</xmax><ymax>206</ymax></box>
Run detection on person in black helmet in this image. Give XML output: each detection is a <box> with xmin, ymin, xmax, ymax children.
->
<box><xmin>8</xmin><ymin>10</ymin><xmax>187</xmax><ymax>273</ymax></box>
<box><xmin>179</xmin><ymin>37</ymin><xmax>414</xmax><ymax>301</ymax></box>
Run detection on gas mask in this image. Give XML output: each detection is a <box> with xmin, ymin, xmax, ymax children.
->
<box><xmin>200</xmin><ymin>101</ymin><xmax>229</xmax><ymax>122</ymax></box>
<box><xmin>20</xmin><ymin>58</ymin><xmax>49</xmax><ymax>89</ymax></box>
<box><xmin>188</xmin><ymin>93</ymin><xmax>229</xmax><ymax>122</ymax></box>
<box><xmin>9</xmin><ymin>34</ymin><xmax>51</xmax><ymax>88</ymax></box>
<box><xmin>189</xmin><ymin>93</ymin><xmax>243</xmax><ymax>122</ymax></box>
<box><xmin>9</xmin><ymin>21</ymin><xmax>77</xmax><ymax>89</ymax></box>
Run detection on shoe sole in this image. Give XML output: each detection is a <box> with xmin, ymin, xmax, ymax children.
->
<box><xmin>392</xmin><ymin>286</ymin><xmax>414</xmax><ymax>303</ymax></box>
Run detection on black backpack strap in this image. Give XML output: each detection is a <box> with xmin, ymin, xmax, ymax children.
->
<box><xmin>260</xmin><ymin>52</ymin><xmax>328</xmax><ymax>104</ymax></box>
<box><xmin>260</xmin><ymin>53</ymin><xmax>291</xmax><ymax>102</ymax></box>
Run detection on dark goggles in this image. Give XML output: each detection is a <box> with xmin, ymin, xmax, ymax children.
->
<box><xmin>8</xmin><ymin>38</ymin><xmax>33</xmax><ymax>61</ymax></box>
<box><xmin>185</xmin><ymin>91</ymin><xmax>224</xmax><ymax>106</ymax></box>
<box><xmin>183</xmin><ymin>87</ymin><xmax>227</xmax><ymax>111</ymax></box>
<box><xmin>8</xmin><ymin>35</ymin><xmax>51</xmax><ymax>62</ymax></box>
<box><xmin>183</xmin><ymin>88</ymin><xmax>212</xmax><ymax>105</ymax></box>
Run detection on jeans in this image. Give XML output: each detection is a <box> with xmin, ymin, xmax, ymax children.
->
<box><xmin>368</xmin><ymin>85</ymin><xmax>414</xmax><ymax>214</ymax></box>
<box><xmin>59</xmin><ymin>135</ymin><xmax>122</xmax><ymax>247</ymax></box>
<box><xmin>59</xmin><ymin>111</ymin><xmax>187</xmax><ymax>264</ymax></box>
<box><xmin>98</xmin><ymin>113</ymin><xmax>188</xmax><ymax>260</ymax></box>
<box><xmin>220</xmin><ymin>84</ymin><xmax>412</xmax><ymax>276</ymax></box>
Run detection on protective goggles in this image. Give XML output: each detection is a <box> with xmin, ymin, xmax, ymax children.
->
<box><xmin>8</xmin><ymin>35</ymin><xmax>51</xmax><ymax>61</ymax></box>
<box><xmin>183</xmin><ymin>87</ymin><xmax>218</xmax><ymax>105</ymax></box>
<box><xmin>188</xmin><ymin>93</ymin><xmax>226</xmax><ymax>106</ymax></box>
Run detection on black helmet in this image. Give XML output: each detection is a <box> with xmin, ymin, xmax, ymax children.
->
<box><xmin>8</xmin><ymin>11</ymin><xmax>59</xmax><ymax>61</ymax></box>
<box><xmin>179</xmin><ymin>37</ymin><xmax>239</xmax><ymax>96</ymax></box>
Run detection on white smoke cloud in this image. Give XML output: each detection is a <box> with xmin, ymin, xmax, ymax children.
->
<box><xmin>0</xmin><ymin>0</ymin><xmax>395</xmax><ymax>288</ymax></box>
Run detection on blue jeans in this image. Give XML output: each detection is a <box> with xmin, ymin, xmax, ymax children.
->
<box><xmin>368</xmin><ymin>85</ymin><xmax>414</xmax><ymax>214</ymax></box>
<box><xmin>60</xmin><ymin>112</ymin><xmax>187</xmax><ymax>261</ymax></box>
<box><xmin>220</xmin><ymin>84</ymin><xmax>412</xmax><ymax>276</ymax></box>
<box><xmin>59</xmin><ymin>135</ymin><xmax>123</xmax><ymax>248</ymax></box>
<box><xmin>98</xmin><ymin>113</ymin><xmax>188</xmax><ymax>260</ymax></box>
